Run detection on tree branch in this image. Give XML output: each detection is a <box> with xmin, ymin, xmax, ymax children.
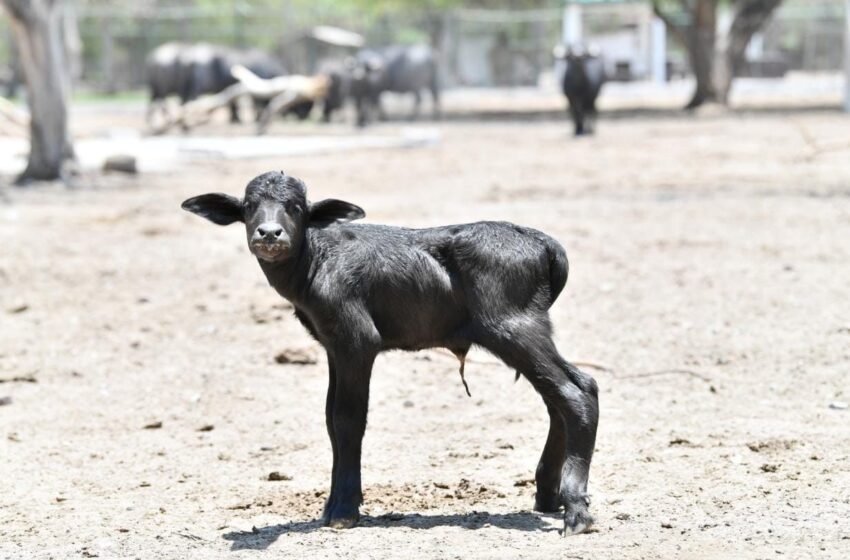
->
<box><xmin>726</xmin><ymin>0</ymin><xmax>782</xmax><ymax>76</ymax></box>
<box><xmin>1</xmin><ymin>0</ymin><xmax>37</xmax><ymax>24</ymax></box>
<box><xmin>651</xmin><ymin>0</ymin><xmax>689</xmax><ymax>48</ymax></box>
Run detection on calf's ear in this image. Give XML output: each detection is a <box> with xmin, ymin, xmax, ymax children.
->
<box><xmin>308</xmin><ymin>199</ymin><xmax>365</xmax><ymax>226</ymax></box>
<box><xmin>181</xmin><ymin>193</ymin><xmax>243</xmax><ymax>225</ymax></box>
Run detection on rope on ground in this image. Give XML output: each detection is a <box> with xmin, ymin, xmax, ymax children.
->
<box><xmin>429</xmin><ymin>349</ymin><xmax>711</xmax><ymax>384</ymax></box>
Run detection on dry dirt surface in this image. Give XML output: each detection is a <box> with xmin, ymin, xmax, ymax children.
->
<box><xmin>1</xmin><ymin>109</ymin><xmax>850</xmax><ymax>559</ymax></box>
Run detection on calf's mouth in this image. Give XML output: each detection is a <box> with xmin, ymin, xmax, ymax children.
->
<box><xmin>250</xmin><ymin>240</ymin><xmax>291</xmax><ymax>262</ymax></box>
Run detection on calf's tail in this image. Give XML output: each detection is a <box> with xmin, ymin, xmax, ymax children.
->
<box><xmin>544</xmin><ymin>236</ymin><xmax>569</xmax><ymax>308</ymax></box>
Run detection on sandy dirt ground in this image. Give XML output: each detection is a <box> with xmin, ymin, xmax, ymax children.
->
<box><xmin>1</xmin><ymin>105</ymin><xmax>850</xmax><ymax>559</ymax></box>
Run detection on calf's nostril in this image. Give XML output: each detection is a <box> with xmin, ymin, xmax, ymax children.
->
<box><xmin>256</xmin><ymin>223</ymin><xmax>284</xmax><ymax>240</ymax></box>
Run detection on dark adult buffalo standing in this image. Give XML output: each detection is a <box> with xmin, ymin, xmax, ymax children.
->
<box><xmin>556</xmin><ymin>45</ymin><xmax>605</xmax><ymax>136</ymax></box>
<box><xmin>308</xmin><ymin>59</ymin><xmax>352</xmax><ymax>124</ymax></box>
<box><xmin>349</xmin><ymin>45</ymin><xmax>440</xmax><ymax>127</ymax></box>
<box><xmin>145</xmin><ymin>42</ymin><xmax>303</xmax><ymax>129</ymax></box>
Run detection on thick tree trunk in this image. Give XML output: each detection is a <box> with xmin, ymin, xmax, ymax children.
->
<box><xmin>715</xmin><ymin>0</ymin><xmax>782</xmax><ymax>104</ymax></box>
<box><xmin>684</xmin><ymin>0</ymin><xmax>718</xmax><ymax>109</ymax></box>
<box><xmin>686</xmin><ymin>24</ymin><xmax>718</xmax><ymax>108</ymax></box>
<box><xmin>2</xmin><ymin>0</ymin><xmax>73</xmax><ymax>184</ymax></box>
<box><xmin>653</xmin><ymin>0</ymin><xmax>782</xmax><ymax>109</ymax></box>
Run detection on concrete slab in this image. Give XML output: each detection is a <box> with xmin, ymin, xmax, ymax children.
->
<box><xmin>0</xmin><ymin>127</ymin><xmax>441</xmax><ymax>175</ymax></box>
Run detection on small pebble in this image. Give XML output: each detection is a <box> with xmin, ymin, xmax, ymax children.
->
<box><xmin>274</xmin><ymin>348</ymin><xmax>316</xmax><ymax>365</ymax></box>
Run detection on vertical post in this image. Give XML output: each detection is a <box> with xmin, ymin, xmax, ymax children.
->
<box><xmin>5</xmin><ymin>25</ymin><xmax>20</xmax><ymax>98</ymax></box>
<box><xmin>746</xmin><ymin>33</ymin><xmax>764</xmax><ymax>78</ymax></box>
<box><xmin>178</xmin><ymin>5</ymin><xmax>190</xmax><ymax>43</ymax></box>
<box><xmin>440</xmin><ymin>11</ymin><xmax>455</xmax><ymax>89</ymax></box>
<box><xmin>233</xmin><ymin>0</ymin><xmax>246</xmax><ymax>48</ymax></box>
<box><xmin>100</xmin><ymin>15</ymin><xmax>115</xmax><ymax>94</ymax></box>
<box><xmin>845</xmin><ymin>0</ymin><xmax>850</xmax><ymax>112</ymax></box>
<box><xmin>651</xmin><ymin>16</ymin><xmax>667</xmax><ymax>83</ymax></box>
<box><xmin>562</xmin><ymin>2</ymin><xmax>582</xmax><ymax>47</ymax></box>
<box><xmin>533</xmin><ymin>18</ymin><xmax>545</xmax><ymax>83</ymax></box>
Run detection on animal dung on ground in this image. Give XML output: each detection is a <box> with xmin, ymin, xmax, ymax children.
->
<box><xmin>273</xmin><ymin>348</ymin><xmax>317</xmax><ymax>365</ymax></box>
<box><xmin>142</xmin><ymin>421</ymin><xmax>163</xmax><ymax>430</ymax></box>
<box><xmin>267</xmin><ymin>471</ymin><xmax>292</xmax><ymax>481</ymax></box>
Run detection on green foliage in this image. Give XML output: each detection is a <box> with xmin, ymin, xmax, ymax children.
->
<box><xmin>176</xmin><ymin>0</ymin><xmax>561</xmax><ymax>16</ymax></box>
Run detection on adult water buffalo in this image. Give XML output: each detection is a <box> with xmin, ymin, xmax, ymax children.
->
<box><xmin>316</xmin><ymin>59</ymin><xmax>352</xmax><ymax>123</ymax></box>
<box><xmin>555</xmin><ymin>45</ymin><xmax>605</xmax><ymax>136</ymax></box>
<box><xmin>145</xmin><ymin>43</ymin><xmax>296</xmax><ymax>129</ymax></box>
<box><xmin>349</xmin><ymin>44</ymin><xmax>440</xmax><ymax>127</ymax></box>
<box><xmin>146</xmin><ymin>43</ymin><xmax>227</xmax><ymax>127</ymax></box>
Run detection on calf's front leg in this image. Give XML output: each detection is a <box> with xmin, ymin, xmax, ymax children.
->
<box><xmin>325</xmin><ymin>349</ymin><xmax>376</xmax><ymax>529</ymax></box>
<box><xmin>321</xmin><ymin>354</ymin><xmax>339</xmax><ymax>525</ymax></box>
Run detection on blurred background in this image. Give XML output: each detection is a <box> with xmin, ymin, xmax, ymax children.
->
<box><xmin>2</xmin><ymin>1</ymin><xmax>850</xmax><ymax>558</ymax></box>
<box><xmin>2</xmin><ymin>0</ymin><xmax>848</xmax><ymax>94</ymax></box>
<box><xmin>0</xmin><ymin>0</ymin><xmax>848</xmax><ymax>180</ymax></box>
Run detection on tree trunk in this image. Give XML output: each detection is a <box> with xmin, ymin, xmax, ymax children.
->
<box><xmin>684</xmin><ymin>0</ymin><xmax>718</xmax><ymax>108</ymax></box>
<box><xmin>716</xmin><ymin>0</ymin><xmax>783</xmax><ymax>104</ymax></box>
<box><xmin>653</xmin><ymin>0</ymin><xmax>782</xmax><ymax>109</ymax></box>
<box><xmin>2</xmin><ymin>0</ymin><xmax>73</xmax><ymax>184</ymax></box>
<box><xmin>686</xmin><ymin>24</ymin><xmax>718</xmax><ymax>107</ymax></box>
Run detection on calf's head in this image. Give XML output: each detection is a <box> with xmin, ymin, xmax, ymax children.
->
<box><xmin>181</xmin><ymin>171</ymin><xmax>364</xmax><ymax>262</ymax></box>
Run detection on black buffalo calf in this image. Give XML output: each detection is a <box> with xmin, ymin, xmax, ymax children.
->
<box><xmin>182</xmin><ymin>171</ymin><xmax>599</xmax><ymax>533</ymax></box>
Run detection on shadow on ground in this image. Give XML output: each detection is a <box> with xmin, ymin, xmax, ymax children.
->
<box><xmin>222</xmin><ymin>511</ymin><xmax>561</xmax><ymax>550</ymax></box>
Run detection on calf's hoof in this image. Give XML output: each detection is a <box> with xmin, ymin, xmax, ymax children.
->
<box><xmin>324</xmin><ymin>500</ymin><xmax>360</xmax><ymax>529</ymax></box>
<box><xmin>533</xmin><ymin>491</ymin><xmax>561</xmax><ymax>513</ymax></box>
<box><xmin>561</xmin><ymin>495</ymin><xmax>593</xmax><ymax>536</ymax></box>
<box><xmin>321</xmin><ymin>497</ymin><xmax>335</xmax><ymax>526</ymax></box>
<box><xmin>327</xmin><ymin>514</ymin><xmax>359</xmax><ymax>529</ymax></box>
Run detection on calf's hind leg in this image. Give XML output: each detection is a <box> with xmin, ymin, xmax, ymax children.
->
<box><xmin>482</xmin><ymin>326</ymin><xmax>599</xmax><ymax>534</ymax></box>
<box><xmin>533</xmin><ymin>402</ymin><xmax>568</xmax><ymax>513</ymax></box>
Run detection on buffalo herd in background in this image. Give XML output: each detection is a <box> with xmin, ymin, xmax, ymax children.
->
<box><xmin>145</xmin><ymin>40</ymin><xmax>604</xmax><ymax>135</ymax></box>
